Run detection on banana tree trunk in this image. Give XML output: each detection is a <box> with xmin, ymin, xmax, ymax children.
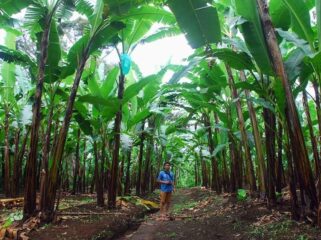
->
<box><xmin>124</xmin><ymin>148</ymin><xmax>132</xmax><ymax>195</ymax></box>
<box><xmin>194</xmin><ymin>153</ymin><xmax>199</xmax><ymax>186</ymax></box>
<box><xmin>136</xmin><ymin>121</ymin><xmax>145</xmax><ymax>195</ymax></box>
<box><xmin>1</xmin><ymin>148</ymin><xmax>4</xmax><ymax>193</ymax></box>
<box><xmin>276</xmin><ymin>122</ymin><xmax>285</xmax><ymax>194</ymax></box>
<box><xmin>257</xmin><ymin>0</ymin><xmax>318</xmax><ymax>210</ymax></box>
<box><xmin>214</xmin><ymin>113</ymin><xmax>229</xmax><ymax>191</ymax></box>
<box><xmin>108</xmin><ymin>73</ymin><xmax>125</xmax><ymax>208</ymax></box>
<box><xmin>200</xmin><ymin>147</ymin><xmax>209</xmax><ymax>188</ymax></box>
<box><xmin>4</xmin><ymin>106</ymin><xmax>11</xmax><ymax>197</ymax></box>
<box><xmin>302</xmin><ymin>91</ymin><xmax>320</xmax><ymax>176</ymax></box>
<box><xmin>285</xmin><ymin>125</ymin><xmax>300</xmax><ymax>220</ymax></box>
<box><xmin>23</xmin><ymin>11</ymin><xmax>58</xmax><ymax>218</ymax></box>
<box><xmin>82</xmin><ymin>139</ymin><xmax>87</xmax><ymax>193</ymax></box>
<box><xmin>263</xmin><ymin>107</ymin><xmax>277</xmax><ymax>205</ymax></box>
<box><xmin>94</xmin><ymin>140</ymin><xmax>104</xmax><ymax>206</ymax></box>
<box><xmin>142</xmin><ymin>117</ymin><xmax>155</xmax><ymax>195</ymax></box>
<box><xmin>44</xmin><ymin>43</ymin><xmax>91</xmax><ymax>220</ymax></box>
<box><xmin>240</xmin><ymin>71</ymin><xmax>266</xmax><ymax>193</ymax></box>
<box><xmin>72</xmin><ymin>129</ymin><xmax>81</xmax><ymax>195</ymax></box>
<box><xmin>12</xmin><ymin>129</ymin><xmax>21</xmax><ymax>197</ymax></box>
<box><xmin>101</xmin><ymin>131</ymin><xmax>106</xmax><ymax>192</ymax></box>
<box><xmin>118</xmin><ymin>154</ymin><xmax>124</xmax><ymax>196</ymax></box>
<box><xmin>13</xmin><ymin>127</ymin><xmax>30</xmax><ymax>197</ymax></box>
<box><xmin>226</xmin><ymin>65</ymin><xmax>257</xmax><ymax>192</ymax></box>
<box><xmin>227</xmin><ymin>106</ymin><xmax>242</xmax><ymax>192</ymax></box>
<box><xmin>302</xmin><ymin>90</ymin><xmax>321</xmax><ymax>201</ymax></box>
<box><xmin>39</xmin><ymin>102</ymin><xmax>55</xmax><ymax>210</ymax></box>
<box><xmin>203</xmin><ymin>113</ymin><xmax>221</xmax><ymax>193</ymax></box>
<box><xmin>312</xmin><ymin>81</ymin><xmax>321</xmax><ymax>146</ymax></box>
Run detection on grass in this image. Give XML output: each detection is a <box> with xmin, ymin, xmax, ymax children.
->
<box><xmin>248</xmin><ymin>219</ymin><xmax>296</xmax><ymax>239</ymax></box>
<box><xmin>157</xmin><ymin>231</ymin><xmax>177</xmax><ymax>238</ymax></box>
<box><xmin>172</xmin><ymin>201</ymin><xmax>198</xmax><ymax>214</ymax></box>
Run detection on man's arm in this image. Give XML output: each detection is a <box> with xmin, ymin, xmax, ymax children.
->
<box><xmin>157</xmin><ymin>179</ymin><xmax>170</xmax><ymax>184</ymax></box>
<box><xmin>157</xmin><ymin>172</ymin><xmax>170</xmax><ymax>184</ymax></box>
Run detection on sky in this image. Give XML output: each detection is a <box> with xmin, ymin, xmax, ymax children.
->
<box><xmin>0</xmin><ymin>9</ymin><xmax>194</xmax><ymax>80</ymax></box>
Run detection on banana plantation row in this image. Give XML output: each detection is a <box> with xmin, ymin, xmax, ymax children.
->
<box><xmin>0</xmin><ymin>0</ymin><xmax>321</xmax><ymax>223</ymax></box>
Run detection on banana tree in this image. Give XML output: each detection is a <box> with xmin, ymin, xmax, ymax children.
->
<box><xmin>36</xmin><ymin>0</ymin><xmax>126</xmax><ymax>221</ymax></box>
<box><xmin>0</xmin><ymin>31</ymin><xmax>17</xmax><ymax>197</ymax></box>
<box><xmin>106</xmin><ymin>3</ymin><xmax>176</xmax><ymax>207</ymax></box>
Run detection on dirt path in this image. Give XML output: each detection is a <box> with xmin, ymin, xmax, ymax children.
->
<box><xmin>117</xmin><ymin>188</ymin><xmax>239</xmax><ymax>240</ymax></box>
<box><xmin>116</xmin><ymin>188</ymin><xmax>321</xmax><ymax>240</ymax></box>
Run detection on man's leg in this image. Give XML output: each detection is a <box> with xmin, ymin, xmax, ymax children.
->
<box><xmin>165</xmin><ymin>192</ymin><xmax>172</xmax><ymax>215</ymax></box>
<box><xmin>160</xmin><ymin>191</ymin><xmax>166</xmax><ymax>218</ymax></box>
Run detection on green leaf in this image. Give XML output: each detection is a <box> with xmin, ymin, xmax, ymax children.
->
<box><xmin>248</xmin><ymin>97</ymin><xmax>275</xmax><ymax>112</ymax></box>
<box><xmin>61</xmin><ymin>34</ymin><xmax>89</xmax><ymax>78</ymax></box>
<box><xmin>284</xmin><ymin>48</ymin><xmax>306</xmax><ymax>82</ymax></box>
<box><xmin>199</xmin><ymin>62</ymin><xmax>227</xmax><ymax>91</ymax></box>
<box><xmin>115</xmin><ymin>5</ymin><xmax>176</xmax><ymax>25</ymax></box>
<box><xmin>212</xmin><ymin>48</ymin><xmax>254</xmax><ymax>70</ymax></box>
<box><xmin>269</xmin><ymin>0</ymin><xmax>291</xmax><ymax>30</ymax></box>
<box><xmin>123</xmin><ymin>68</ymin><xmax>167</xmax><ymax>104</ymax></box>
<box><xmin>234</xmin><ymin>81</ymin><xmax>264</xmax><ymax>96</ymax></box>
<box><xmin>0</xmin><ymin>45</ymin><xmax>36</xmax><ymax>69</ymax></box>
<box><xmin>143</xmin><ymin>26</ymin><xmax>181</xmax><ymax>43</ymax></box>
<box><xmin>124</xmin><ymin>18</ymin><xmax>153</xmax><ymax>53</ymax></box>
<box><xmin>142</xmin><ymin>73</ymin><xmax>162</xmax><ymax>105</ymax></box>
<box><xmin>1</xmin><ymin>32</ymin><xmax>16</xmax><ymax>104</ymax></box>
<box><xmin>78</xmin><ymin>94</ymin><xmax>119</xmax><ymax>106</ymax></box>
<box><xmin>101</xmin><ymin>104</ymin><xmax>119</xmax><ymax>121</ymax></box>
<box><xmin>168</xmin><ymin>0</ymin><xmax>222</xmax><ymax>48</ymax></box>
<box><xmin>317</xmin><ymin>0</ymin><xmax>321</xmax><ymax>51</ymax></box>
<box><xmin>276</xmin><ymin>29</ymin><xmax>311</xmax><ymax>55</ymax></box>
<box><xmin>304</xmin><ymin>51</ymin><xmax>321</xmax><ymax>75</ymax></box>
<box><xmin>0</xmin><ymin>0</ymin><xmax>33</xmax><ymax>15</ymax></box>
<box><xmin>89</xmin><ymin>0</ymin><xmax>104</xmax><ymax>30</ymax></box>
<box><xmin>89</xmin><ymin>21</ymin><xmax>126</xmax><ymax>54</ymax></box>
<box><xmin>237</xmin><ymin>189</ymin><xmax>247</xmax><ymax>201</ymax></box>
<box><xmin>281</xmin><ymin>0</ymin><xmax>314</xmax><ymax>47</ymax></box>
<box><xmin>101</xmin><ymin>67</ymin><xmax>119</xmax><ymax>97</ymax></box>
<box><xmin>88</xmin><ymin>76</ymin><xmax>102</xmax><ymax>97</ymax></box>
<box><xmin>273</xmin><ymin>77</ymin><xmax>286</xmax><ymax>118</ymax></box>
<box><xmin>74</xmin><ymin>113</ymin><xmax>93</xmax><ymax>136</ymax></box>
<box><xmin>233</xmin><ymin>0</ymin><xmax>273</xmax><ymax>75</ymax></box>
<box><xmin>168</xmin><ymin>58</ymin><xmax>201</xmax><ymax>84</ymax></box>
<box><xmin>45</xmin><ymin>20</ymin><xmax>62</xmax><ymax>83</ymax></box>
<box><xmin>75</xmin><ymin>0</ymin><xmax>94</xmax><ymax>18</ymax></box>
<box><xmin>166</xmin><ymin>114</ymin><xmax>192</xmax><ymax>135</ymax></box>
<box><xmin>213</xmin><ymin>143</ymin><xmax>229</xmax><ymax>157</ymax></box>
<box><xmin>128</xmin><ymin>109</ymin><xmax>151</xmax><ymax>129</ymax></box>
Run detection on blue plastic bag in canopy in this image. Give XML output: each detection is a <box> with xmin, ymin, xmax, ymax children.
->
<box><xmin>120</xmin><ymin>54</ymin><xmax>131</xmax><ymax>75</ymax></box>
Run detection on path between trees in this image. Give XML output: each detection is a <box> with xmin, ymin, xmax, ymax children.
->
<box><xmin>3</xmin><ymin>187</ymin><xmax>321</xmax><ymax>239</ymax></box>
<box><xmin>117</xmin><ymin>188</ymin><xmax>321</xmax><ymax>240</ymax></box>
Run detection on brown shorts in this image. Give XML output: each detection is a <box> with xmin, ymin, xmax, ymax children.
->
<box><xmin>160</xmin><ymin>191</ymin><xmax>172</xmax><ymax>204</ymax></box>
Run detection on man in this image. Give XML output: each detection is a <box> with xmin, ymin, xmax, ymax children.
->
<box><xmin>157</xmin><ymin>162</ymin><xmax>175</xmax><ymax>220</ymax></box>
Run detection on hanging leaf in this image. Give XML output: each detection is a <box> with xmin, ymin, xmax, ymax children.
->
<box><xmin>168</xmin><ymin>0</ymin><xmax>222</xmax><ymax>48</ymax></box>
<box><xmin>74</xmin><ymin>113</ymin><xmax>93</xmax><ymax>136</ymax></box>
<box><xmin>101</xmin><ymin>67</ymin><xmax>119</xmax><ymax>97</ymax></box>
<box><xmin>123</xmin><ymin>68</ymin><xmax>167</xmax><ymax>104</ymax></box>
<box><xmin>281</xmin><ymin>0</ymin><xmax>314</xmax><ymax>47</ymax></box>
<box><xmin>233</xmin><ymin>0</ymin><xmax>273</xmax><ymax>75</ymax></box>
<box><xmin>269</xmin><ymin>0</ymin><xmax>291</xmax><ymax>30</ymax></box>
<box><xmin>128</xmin><ymin>109</ymin><xmax>151</xmax><ymax>129</ymax></box>
<box><xmin>0</xmin><ymin>0</ymin><xmax>33</xmax><ymax>15</ymax></box>
<box><xmin>212</xmin><ymin>48</ymin><xmax>254</xmax><ymax>70</ymax></box>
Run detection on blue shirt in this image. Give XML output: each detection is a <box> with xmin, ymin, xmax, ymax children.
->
<box><xmin>157</xmin><ymin>170</ymin><xmax>174</xmax><ymax>192</ymax></box>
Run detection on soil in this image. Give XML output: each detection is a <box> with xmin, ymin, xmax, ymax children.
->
<box><xmin>27</xmin><ymin>198</ymin><xmax>153</xmax><ymax>240</ymax></box>
<box><xmin>116</xmin><ymin>188</ymin><xmax>321</xmax><ymax>240</ymax></box>
<box><xmin>3</xmin><ymin>188</ymin><xmax>321</xmax><ymax>239</ymax></box>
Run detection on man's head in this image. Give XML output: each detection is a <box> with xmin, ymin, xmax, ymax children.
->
<box><xmin>163</xmin><ymin>162</ymin><xmax>171</xmax><ymax>171</ymax></box>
